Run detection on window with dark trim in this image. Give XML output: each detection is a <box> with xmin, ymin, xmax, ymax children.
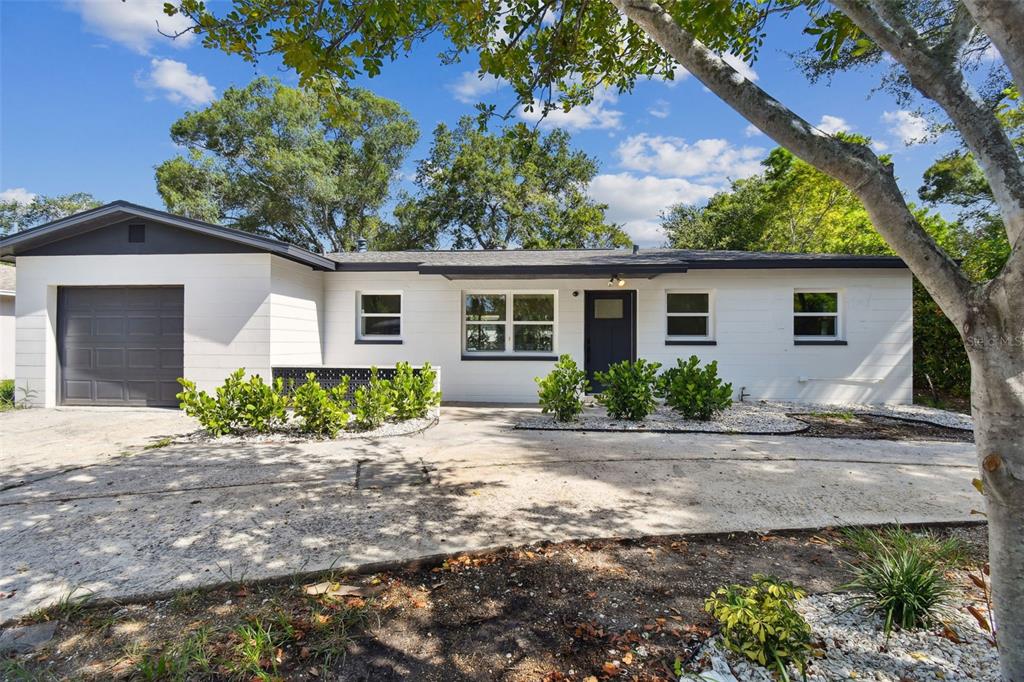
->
<box><xmin>358</xmin><ymin>292</ymin><xmax>402</xmax><ymax>339</ymax></box>
<box><xmin>464</xmin><ymin>291</ymin><xmax>555</xmax><ymax>354</ymax></box>
<box><xmin>793</xmin><ymin>291</ymin><xmax>840</xmax><ymax>338</ymax></box>
<box><xmin>666</xmin><ymin>291</ymin><xmax>712</xmax><ymax>340</ymax></box>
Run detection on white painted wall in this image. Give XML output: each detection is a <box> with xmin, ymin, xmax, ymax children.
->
<box><xmin>323</xmin><ymin>268</ymin><xmax>913</xmax><ymax>404</ymax></box>
<box><xmin>14</xmin><ymin>253</ymin><xmax>279</xmax><ymax>406</ymax></box>
<box><xmin>0</xmin><ymin>294</ymin><xmax>14</xmax><ymax>380</ymax></box>
<box><xmin>12</xmin><ymin>253</ymin><xmax>912</xmax><ymax>406</ymax></box>
<box><xmin>269</xmin><ymin>257</ymin><xmax>324</xmax><ymax>366</ymax></box>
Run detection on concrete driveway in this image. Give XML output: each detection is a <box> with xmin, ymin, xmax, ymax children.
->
<box><xmin>0</xmin><ymin>406</ymin><xmax>979</xmax><ymax>623</ymax></box>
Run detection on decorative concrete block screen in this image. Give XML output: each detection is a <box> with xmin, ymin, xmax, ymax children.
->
<box><xmin>272</xmin><ymin>366</ymin><xmax>441</xmax><ymax>402</ymax></box>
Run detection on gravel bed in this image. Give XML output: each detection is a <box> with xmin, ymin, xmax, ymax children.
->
<box><xmin>518</xmin><ymin>400</ymin><xmax>973</xmax><ymax>435</ymax></box>
<box><xmin>691</xmin><ymin>591</ymin><xmax>998</xmax><ymax>681</ymax></box>
<box><xmin>516</xmin><ymin>402</ymin><xmax>808</xmax><ymax>434</ymax></box>
<box><xmin>176</xmin><ymin>410</ymin><xmax>439</xmax><ymax>444</ymax></box>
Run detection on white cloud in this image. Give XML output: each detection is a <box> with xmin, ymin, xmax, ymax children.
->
<box><xmin>744</xmin><ymin>123</ymin><xmax>763</xmax><ymax>138</ymax></box>
<box><xmin>520</xmin><ymin>89</ymin><xmax>623</xmax><ymax>131</ymax></box>
<box><xmin>882</xmin><ymin>110</ymin><xmax>928</xmax><ymax>145</ymax></box>
<box><xmin>0</xmin><ymin>188</ymin><xmax>36</xmax><ymax>205</ymax></box>
<box><xmin>448</xmin><ymin>71</ymin><xmax>504</xmax><ymax>104</ymax></box>
<box><xmin>871</xmin><ymin>139</ymin><xmax>890</xmax><ymax>153</ymax></box>
<box><xmin>648</xmin><ymin>99</ymin><xmax>670</xmax><ymax>119</ymax></box>
<box><xmin>69</xmin><ymin>0</ymin><xmax>194</xmax><ymax>54</ymax></box>
<box><xmin>722</xmin><ymin>53</ymin><xmax>759</xmax><ymax>82</ymax></box>
<box><xmin>816</xmin><ymin>114</ymin><xmax>852</xmax><ymax>135</ymax></box>
<box><xmin>615</xmin><ymin>134</ymin><xmax>765</xmax><ymax>183</ymax></box>
<box><xmin>139</xmin><ymin>58</ymin><xmax>215</xmax><ymax>105</ymax></box>
<box><xmin>590</xmin><ymin>173</ymin><xmax>720</xmax><ymax>244</ymax></box>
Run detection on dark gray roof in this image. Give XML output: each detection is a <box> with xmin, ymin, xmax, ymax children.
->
<box><xmin>0</xmin><ymin>201</ymin><xmax>336</xmax><ymax>271</ymax></box>
<box><xmin>0</xmin><ymin>264</ymin><xmax>13</xmax><ymax>293</ymax></box>
<box><xmin>328</xmin><ymin>248</ymin><xmax>906</xmax><ymax>278</ymax></box>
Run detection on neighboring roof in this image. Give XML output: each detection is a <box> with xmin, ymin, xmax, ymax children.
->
<box><xmin>328</xmin><ymin>247</ymin><xmax>906</xmax><ymax>278</ymax></box>
<box><xmin>0</xmin><ymin>201</ymin><xmax>336</xmax><ymax>271</ymax></box>
<box><xmin>0</xmin><ymin>264</ymin><xmax>13</xmax><ymax>294</ymax></box>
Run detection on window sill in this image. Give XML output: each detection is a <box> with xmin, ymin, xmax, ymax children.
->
<box><xmin>794</xmin><ymin>339</ymin><xmax>848</xmax><ymax>346</ymax></box>
<box><xmin>461</xmin><ymin>354</ymin><xmax>558</xmax><ymax>362</ymax></box>
<box><xmin>355</xmin><ymin>338</ymin><xmax>403</xmax><ymax>345</ymax></box>
<box><xmin>666</xmin><ymin>339</ymin><xmax>717</xmax><ymax>346</ymax></box>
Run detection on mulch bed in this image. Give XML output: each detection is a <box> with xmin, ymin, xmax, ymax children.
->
<box><xmin>2</xmin><ymin>524</ymin><xmax>987</xmax><ymax>681</ymax></box>
<box><xmin>792</xmin><ymin>412</ymin><xmax>975</xmax><ymax>442</ymax></box>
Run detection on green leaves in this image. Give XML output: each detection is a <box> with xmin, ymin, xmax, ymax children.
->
<box><xmin>0</xmin><ymin>192</ymin><xmax>101</xmax><ymax>235</ymax></box>
<box><xmin>293</xmin><ymin>373</ymin><xmax>351</xmax><ymax>438</ymax></box>
<box><xmin>392</xmin><ymin>362</ymin><xmax>442</xmax><ymax>420</ymax></box>
<box><xmin>175</xmin><ymin>369</ymin><xmax>289</xmax><ymax>435</ymax></box>
<box><xmin>353</xmin><ymin>366</ymin><xmax>397</xmax><ymax>430</ymax></box>
<box><xmin>536</xmin><ymin>354</ymin><xmax>589</xmax><ymax>422</ymax></box>
<box><xmin>399</xmin><ymin>116</ymin><xmax>628</xmax><ymax>250</ymax></box>
<box><xmin>155</xmin><ymin>76</ymin><xmax>419</xmax><ymax>253</ymax></box>
<box><xmin>659</xmin><ymin>355</ymin><xmax>733</xmax><ymax>421</ymax></box>
<box><xmin>704</xmin><ymin>574</ymin><xmax>812</xmax><ymax>680</ymax></box>
<box><xmin>594</xmin><ymin>359</ymin><xmax>661</xmax><ymax>422</ymax></box>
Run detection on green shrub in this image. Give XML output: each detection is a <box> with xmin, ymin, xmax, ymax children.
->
<box><xmin>0</xmin><ymin>379</ymin><xmax>14</xmax><ymax>409</ymax></box>
<box><xmin>535</xmin><ymin>355</ymin><xmax>589</xmax><ymax>422</ymax></box>
<box><xmin>293</xmin><ymin>374</ymin><xmax>351</xmax><ymax>437</ymax></box>
<box><xmin>840</xmin><ymin>525</ymin><xmax>971</xmax><ymax>569</ymax></box>
<box><xmin>353</xmin><ymin>367</ymin><xmax>396</xmax><ymax>430</ymax></box>
<box><xmin>704</xmin><ymin>574</ymin><xmax>812</xmax><ymax>680</ymax></box>
<box><xmin>392</xmin><ymin>362</ymin><xmax>441</xmax><ymax>420</ymax></box>
<box><xmin>658</xmin><ymin>355</ymin><xmax>733</xmax><ymax>420</ymax></box>
<box><xmin>842</xmin><ymin>529</ymin><xmax>957</xmax><ymax>636</ymax></box>
<box><xmin>177</xmin><ymin>369</ymin><xmax>289</xmax><ymax>435</ymax></box>
<box><xmin>594</xmin><ymin>359</ymin><xmax>661</xmax><ymax>421</ymax></box>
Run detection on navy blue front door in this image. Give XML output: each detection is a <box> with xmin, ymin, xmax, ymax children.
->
<box><xmin>584</xmin><ymin>290</ymin><xmax>636</xmax><ymax>390</ymax></box>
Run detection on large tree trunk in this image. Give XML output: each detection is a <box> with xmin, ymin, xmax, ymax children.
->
<box><xmin>609</xmin><ymin>2</ymin><xmax>1024</xmax><ymax>678</ymax></box>
<box><xmin>967</xmin><ymin>292</ymin><xmax>1024</xmax><ymax>677</ymax></box>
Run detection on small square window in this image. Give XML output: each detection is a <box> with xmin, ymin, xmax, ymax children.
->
<box><xmin>793</xmin><ymin>291</ymin><xmax>840</xmax><ymax>338</ymax></box>
<box><xmin>358</xmin><ymin>292</ymin><xmax>401</xmax><ymax>338</ymax></box>
<box><xmin>666</xmin><ymin>292</ymin><xmax>712</xmax><ymax>339</ymax></box>
<box><xmin>128</xmin><ymin>224</ymin><xmax>146</xmax><ymax>243</ymax></box>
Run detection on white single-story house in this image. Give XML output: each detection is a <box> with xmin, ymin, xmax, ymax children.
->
<box><xmin>0</xmin><ymin>264</ymin><xmax>14</xmax><ymax>380</ymax></box>
<box><xmin>0</xmin><ymin>201</ymin><xmax>913</xmax><ymax>407</ymax></box>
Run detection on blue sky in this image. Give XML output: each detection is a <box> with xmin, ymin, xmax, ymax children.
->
<box><xmin>1</xmin><ymin>1</ymin><xmax>962</xmax><ymax>245</ymax></box>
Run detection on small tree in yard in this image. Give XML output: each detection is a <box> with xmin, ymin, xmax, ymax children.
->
<box><xmin>168</xmin><ymin>1</ymin><xmax>1024</xmax><ymax>674</ymax></box>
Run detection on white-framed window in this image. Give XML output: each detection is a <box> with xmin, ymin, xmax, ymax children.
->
<box><xmin>666</xmin><ymin>291</ymin><xmax>713</xmax><ymax>339</ymax></box>
<box><xmin>793</xmin><ymin>290</ymin><xmax>841</xmax><ymax>338</ymax></box>
<box><xmin>463</xmin><ymin>291</ymin><xmax>556</xmax><ymax>355</ymax></box>
<box><xmin>357</xmin><ymin>292</ymin><xmax>402</xmax><ymax>339</ymax></box>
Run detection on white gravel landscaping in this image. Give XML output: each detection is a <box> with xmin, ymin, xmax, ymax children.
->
<box><xmin>176</xmin><ymin>409</ymin><xmax>439</xmax><ymax>444</ymax></box>
<box><xmin>517</xmin><ymin>401</ymin><xmax>808</xmax><ymax>434</ymax></box>
<box><xmin>517</xmin><ymin>400</ymin><xmax>971</xmax><ymax>435</ymax></box>
<box><xmin>691</xmin><ymin>591</ymin><xmax>998</xmax><ymax>682</ymax></box>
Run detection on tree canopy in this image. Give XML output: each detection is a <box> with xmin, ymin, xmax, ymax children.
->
<box><xmin>398</xmin><ymin>118</ymin><xmax>628</xmax><ymax>249</ymax></box>
<box><xmin>155</xmin><ymin>76</ymin><xmax>419</xmax><ymax>253</ymax></box>
<box><xmin>0</xmin><ymin>192</ymin><xmax>101</xmax><ymax>235</ymax></box>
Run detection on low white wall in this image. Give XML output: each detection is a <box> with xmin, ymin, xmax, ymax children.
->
<box><xmin>322</xmin><ymin>268</ymin><xmax>913</xmax><ymax>404</ymax></box>
<box><xmin>14</xmin><ymin>253</ymin><xmax>278</xmax><ymax>406</ymax></box>
<box><xmin>0</xmin><ymin>294</ymin><xmax>14</xmax><ymax>380</ymax></box>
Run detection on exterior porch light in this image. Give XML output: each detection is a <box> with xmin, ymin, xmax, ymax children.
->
<box><xmin>609</xmin><ymin>275</ymin><xmax>626</xmax><ymax>287</ymax></box>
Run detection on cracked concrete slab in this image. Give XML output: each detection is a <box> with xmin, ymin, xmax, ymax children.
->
<box><xmin>0</xmin><ymin>405</ymin><xmax>979</xmax><ymax>624</ymax></box>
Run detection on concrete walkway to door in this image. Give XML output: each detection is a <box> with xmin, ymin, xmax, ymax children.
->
<box><xmin>0</xmin><ymin>405</ymin><xmax>979</xmax><ymax>624</ymax></box>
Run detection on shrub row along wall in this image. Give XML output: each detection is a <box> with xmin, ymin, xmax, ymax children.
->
<box><xmin>272</xmin><ymin>366</ymin><xmax>441</xmax><ymax>402</ymax></box>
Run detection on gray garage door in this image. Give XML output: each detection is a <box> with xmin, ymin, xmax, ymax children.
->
<box><xmin>58</xmin><ymin>286</ymin><xmax>184</xmax><ymax>406</ymax></box>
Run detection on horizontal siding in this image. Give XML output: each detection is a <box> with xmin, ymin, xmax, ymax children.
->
<box><xmin>14</xmin><ymin>254</ymin><xmax>273</xmax><ymax>405</ymax></box>
<box><xmin>269</xmin><ymin>257</ymin><xmax>324</xmax><ymax>366</ymax></box>
<box><xmin>322</xmin><ymin>268</ymin><xmax>913</xmax><ymax>404</ymax></box>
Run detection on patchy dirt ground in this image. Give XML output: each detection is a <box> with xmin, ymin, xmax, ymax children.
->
<box><xmin>792</xmin><ymin>412</ymin><xmax>974</xmax><ymax>442</ymax></box>
<box><xmin>1</xmin><ymin>524</ymin><xmax>987</xmax><ymax>682</ymax></box>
